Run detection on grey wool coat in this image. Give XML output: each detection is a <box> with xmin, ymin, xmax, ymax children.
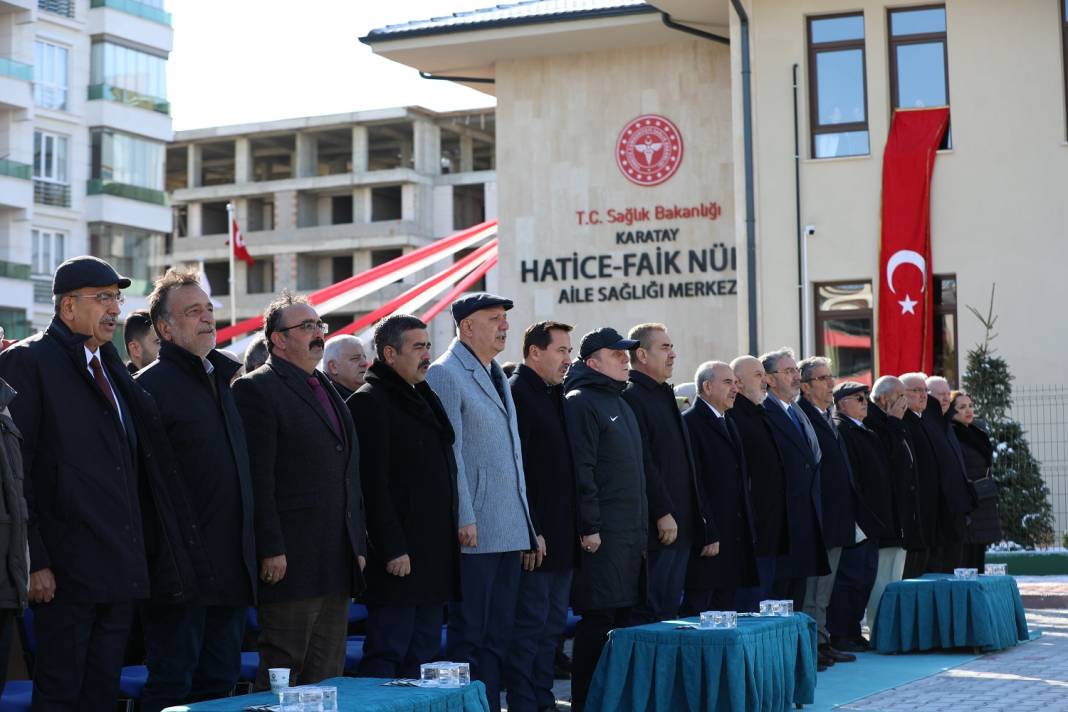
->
<box><xmin>425</xmin><ymin>338</ymin><xmax>536</xmax><ymax>554</ymax></box>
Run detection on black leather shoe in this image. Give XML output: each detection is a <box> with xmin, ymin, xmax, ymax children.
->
<box><xmin>820</xmin><ymin>644</ymin><xmax>856</xmax><ymax>663</ymax></box>
<box><xmin>853</xmin><ymin>636</ymin><xmax>872</xmax><ymax>651</ymax></box>
<box><xmin>817</xmin><ymin>651</ymin><xmax>836</xmax><ymax>668</ymax></box>
<box><xmin>830</xmin><ymin>636</ymin><xmax>866</xmax><ymax>653</ymax></box>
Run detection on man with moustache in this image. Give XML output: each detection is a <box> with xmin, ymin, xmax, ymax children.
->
<box><xmin>233</xmin><ymin>292</ymin><xmax>366</xmax><ymax>688</ymax></box>
<box><xmin>760</xmin><ymin>348</ymin><xmax>828</xmax><ymax>614</ymax></box>
<box><xmin>323</xmin><ymin>335</ymin><xmax>370</xmax><ymax>401</ymax></box>
<box><xmin>563</xmin><ymin>328</ymin><xmax>646</xmax><ymax>712</ymax></box>
<box><xmin>123</xmin><ymin>308</ymin><xmax>160</xmax><ymax>373</ymax></box>
<box><xmin>505</xmin><ymin>321</ymin><xmax>578</xmax><ymax>712</ymax></box>
<box><xmin>348</xmin><ymin>315</ymin><xmax>459</xmax><ymax>679</ymax></box>
<box><xmin>425</xmin><ymin>293</ymin><xmax>535</xmax><ymax>712</ymax></box>
<box><xmin>0</xmin><ymin>256</ymin><xmax>198</xmax><ymax>708</ymax></box>
<box><xmin>682</xmin><ymin>361</ymin><xmax>754</xmax><ymax>613</ymax></box>
<box><xmin>729</xmin><ymin>355</ymin><xmax>790</xmax><ymax>611</ymax></box>
<box><xmin>135</xmin><ymin>270</ymin><xmax>256</xmax><ymax>711</ymax></box>
<box><xmin>899</xmin><ymin>373</ymin><xmax>945</xmax><ymax>577</ymax></box>
<box><xmin>622</xmin><ymin>324</ymin><xmax>709</xmax><ymax>623</ymax></box>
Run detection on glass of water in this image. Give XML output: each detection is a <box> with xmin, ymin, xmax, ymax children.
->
<box><xmin>299</xmin><ymin>687</ymin><xmax>324</xmax><ymax>712</ymax></box>
<box><xmin>278</xmin><ymin>688</ymin><xmax>301</xmax><ymax>712</ymax></box>
<box><xmin>320</xmin><ymin>686</ymin><xmax>338</xmax><ymax>711</ymax></box>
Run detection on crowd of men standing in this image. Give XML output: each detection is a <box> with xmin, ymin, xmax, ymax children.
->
<box><xmin>0</xmin><ymin>254</ymin><xmax>1003</xmax><ymax>712</ymax></box>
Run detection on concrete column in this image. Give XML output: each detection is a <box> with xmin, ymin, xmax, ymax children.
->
<box><xmin>187</xmin><ymin>145</ymin><xmax>202</xmax><ymax>188</ymax></box>
<box><xmin>274</xmin><ymin>191</ymin><xmax>297</xmax><ymax>230</ymax></box>
<box><xmin>296</xmin><ymin>133</ymin><xmax>318</xmax><ymax>178</ymax></box>
<box><xmin>353</xmin><ymin>187</ymin><xmax>370</xmax><ymax>223</ymax></box>
<box><xmin>188</xmin><ymin>202</ymin><xmax>203</xmax><ymax>237</ymax></box>
<box><xmin>459</xmin><ymin>135</ymin><xmax>474</xmax><ymax>173</ymax></box>
<box><xmin>235</xmin><ymin>138</ymin><xmax>251</xmax><ymax>183</ymax></box>
<box><xmin>351</xmin><ymin>126</ymin><xmax>368</xmax><ymax>173</ymax></box>
<box><xmin>412</xmin><ymin>119</ymin><xmax>440</xmax><ymax>175</ymax></box>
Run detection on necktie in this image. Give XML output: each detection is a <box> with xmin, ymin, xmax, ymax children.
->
<box><xmin>308</xmin><ymin>376</ymin><xmax>342</xmax><ymax>440</ymax></box>
<box><xmin>825</xmin><ymin>409</ymin><xmax>840</xmax><ymax>439</ymax></box>
<box><xmin>787</xmin><ymin>403</ymin><xmax>805</xmax><ymax>436</ymax></box>
<box><xmin>89</xmin><ymin>356</ymin><xmax>119</xmax><ymax>414</ymax></box>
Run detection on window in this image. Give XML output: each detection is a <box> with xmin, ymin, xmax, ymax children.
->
<box><xmin>932</xmin><ymin>274</ymin><xmax>958</xmax><ymax>386</ymax></box>
<box><xmin>90</xmin><ymin>42</ymin><xmax>169</xmax><ymax>111</ymax></box>
<box><xmin>247</xmin><ymin>260</ymin><xmax>274</xmax><ymax>294</ymax></box>
<box><xmin>371</xmin><ymin>186</ymin><xmax>402</xmax><ymax>221</ymax></box>
<box><xmin>33</xmin><ymin>130</ymin><xmax>70</xmax><ymax>207</ymax></box>
<box><xmin>888</xmin><ymin>5</ymin><xmax>950</xmax><ymax>146</ymax></box>
<box><xmin>89</xmin><ymin>223</ymin><xmax>164</xmax><ymax>294</ymax></box>
<box><xmin>31</xmin><ymin>229</ymin><xmax>65</xmax><ymax>275</ymax></box>
<box><xmin>91</xmin><ymin>129</ymin><xmax>165</xmax><ymax>190</ymax></box>
<box><xmin>38</xmin><ymin>0</ymin><xmax>75</xmax><ymax>18</ymax></box>
<box><xmin>807</xmin><ymin>13</ymin><xmax>869</xmax><ymax>158</ymax></box>
<box><xmin>202</xmin><ymin>261</ymin><xmax>229</xmax><ymax>296</ymax></box>
<box><xmin>814</xmin><ymin>281</ymin><xmax>873</xmax><ymax>384</ymax></box>
<box><xmin>34</xmin><ymin>40</ymin><xmax>69</xmax><ymax>111</ymax></box>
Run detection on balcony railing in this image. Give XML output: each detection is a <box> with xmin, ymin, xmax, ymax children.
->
<box><xmin>89</xmin><ymin>0</ymin><xmax>171</xmax><ymax>26</ymax></box>
<box><xmin>33</xmin><ymin>278</ymin><xmax>52</xmax><ymax>304</ymax></box>
<box><xmin>0</xmin><ymin>58</ymin><xmax>32</xmax><ymax>83</ymax></box>
<box><xmin>34</xmin><ymin>180</ymin><xmax>70</xmax><ymax>207</ymax></box>
<box><xmin>0</xmin><ymin>260</ymin><xmax>29</xmax><ymax>281</ymax></box>
<box><xmin>88</xmin><ymin>84</ymin><xmax>170</xmax><ymax>115</ymax></box>
<box><xmin>38</xmin><ymin>0</ymin><xmax>75</xmax><ymax>18</ymax></box>
<box><xmin>0</xmin><ymin>160</ymin><xmax>31</xmax><ymax>181</ymax></box>
<box><xmin>87</xmin><ymin>179</ymin><xmax>167</xmax><ymax>206</ymax></box>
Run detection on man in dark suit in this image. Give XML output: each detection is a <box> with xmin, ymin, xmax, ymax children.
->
<box><xmin>348</xmin><ymin>314</ymin><xmax>459</xmax><ymax>679</ymax></box>
<box><xmin>0</xmin><ymin>256</ymin><xmax>200</xmax><ymax>709</ymax></box>
<box><xmin>923</xmin><ymin>376</ymin><xmax>976</xmax><ymax>572</ymax></box>
<box><xmin>729</xmin><ymin>355</ymin><xmax>789</xmax><ymax>612</ymax></box>
<box><xmin>682</xmin><ymin>361</ymin><xmax>754</xmax><ymax>612</ymax></box>
<box><xmin>123</xmin><ymin>308</ymin><xmax>159</xmax><ymax>373</ymax></box>
<box><xmin>505</xmin><ymin>320</ymin><xmax>578</xmax><ymax>712</ymax></box>
<box><xmin>759</xmin><ymin>348</ymin><xmax>829</xmax><ymax>615</ymax></box>
<box><xmin>233</xmin><ymin>292</ymin><xmax>366</xmax><ymax>689</ymax></box>
<box><xmin>135</xmin><ymin>270</ymin><xmax>257</xmax><ymax>711</ymax></box>
<box><xmin>622</xmin><ymin>323</ymin><xmax>710</xmax><ymax>622</ymax></box>
<box><xmin>899</xmin><ymin>373</ymin><xmax>941</xmax><ymax>578</ymax></box>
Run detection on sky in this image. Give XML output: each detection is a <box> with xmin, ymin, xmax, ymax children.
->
<box><xmin>168</xmin><ymin>0</ymin><xmax>497</xmax><ymax>131</ymax></box>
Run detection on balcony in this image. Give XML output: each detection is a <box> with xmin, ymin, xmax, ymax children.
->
<box><xmin>85</xmin><ymin>94</ymin><xmax>172</xmax><ymax>143</ymax></box>
<box><xmin>89</xmin><ymin>84</ymin><xmax>169</xmax><ymax>115</ymax></box>
<box><xmin>88</xmin><ymin>179</ymin><xmax>166</xmax><ymax>205</ymax></box>
<box><xmin>90</xmin><ymin>0</ymin><xmax>169</xmax><ymax>24</ymax></box>
<box><xmin>0</xmin><ymin>57</ymin><xmax>32</xmax><ymax>112</ymax></box>
<box><xmin>88</xmin><ymin>0</ymin><xmax>173</xmax><ymax>52</ymax></box>
<box><xmin>37</xmin><ymin>0</ymin><xmax>73</xmax><ymax>17</ymax></box>
<box><xmin>86</xmin><ymin>181</ymin><xmax>171</xmax><ymax>233</ymax></box>
<box><xmin>0</xmin><ymin>159</ymin><xmax>31</xmax><ymax>210</ymax></box>
<box><xmin>33</xmin><ymin>180</ymin><xmax>69</xmax><ymax>208</ymax></box>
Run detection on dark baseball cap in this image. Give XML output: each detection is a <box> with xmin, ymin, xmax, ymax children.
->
<box><xmin>578</xmin><ymin>327</ymin><xmax>639</xmax><ymax>360</ymax></box>
<box><xmin>452</xmin><ymin>292</ymin><xmax>513</xmax><ymax>323</ymax></box>
<box><xmin>833</xmin><ymin>381</ymin><xmax>870</xmax><ymax>403</ymax></box>
<box><xmin>52</xmin><ymin>255</ymin><xmax>130</xmax><ymax>294</ymax></box>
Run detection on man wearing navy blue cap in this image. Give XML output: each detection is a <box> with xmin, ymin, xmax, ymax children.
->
<box><xmin>0</xmin><ymin>255</ymin><xmax>201</xmax><ymax>709</ymax></box>
<box><xmin>425</xmin><ymin>292</ymin><xmax>536</xmax><ymax>712</ymax></box>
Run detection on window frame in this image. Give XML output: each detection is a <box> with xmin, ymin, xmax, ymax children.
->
<box><xmin>813</xmin><ymin>279</ymin><xmax>874</xmax><ymax>381</ymax></box>
<box><xmin>33</xmin><ymin>130</ymin><xmax>69</xmax><ymax>184</ymax></box>
<box><xmin>34</xmin><ymin>39</ymin><xmax>70</xmax><ymax>111</ymax></box>
<box><xmin>887</xmin><ymin>4</ymin><xmax>950</xmax><ymax>112</ymax></box>
<box><xmin>806</xmin><ymin>11</ymin><xmax>870</xmax><ymax>159</ymax></box>
<box><xmin>31</xmin><ymin>228</ymin><xmax>66</xmax><ymax>276</ymax></box>
<box><xmin>932</xmin><ymin>273</ymin><xmax>959</xmax><ymax>386</ymax></box>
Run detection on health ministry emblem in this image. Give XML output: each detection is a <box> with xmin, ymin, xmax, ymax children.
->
<box><xmin>616</xmin><ymin>115</ymin><xmax>684</xmax><ymax>186</ymax></box>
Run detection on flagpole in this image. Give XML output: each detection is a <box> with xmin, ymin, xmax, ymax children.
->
<box><xmin>226</xmin><ymin>201</ymin><xmax>237</xmax><ymax>329</ymax></box>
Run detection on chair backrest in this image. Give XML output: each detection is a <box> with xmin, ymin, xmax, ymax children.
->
<box><xmin>246</xmin><ymin>607</ymin><xmax>259</xmax><ymax>633</ymax></box>
<box><xmin>15</xmin><ymin>607</ymin><xmax>36</xmax><ymax>675</ymax></box>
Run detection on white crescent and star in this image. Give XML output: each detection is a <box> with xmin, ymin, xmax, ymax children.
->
<box><xmin>886</xmin><ymin>249</ymin><xmax>927</xmax><ymax>315</ymax></box>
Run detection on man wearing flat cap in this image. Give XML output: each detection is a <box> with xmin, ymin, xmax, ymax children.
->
<box><xmin>563</xmin><ymin>328</ymin><xmax>647</xmax><ymax>712</ymax></box>
<box><xmin>425</xmin><ymin>292</ymin><xmax>536</xmax><ymax>712</ymax></box>
<box><xmin>0</xmin><ymin>256</ymin><xmax>201</xmax><ymax>709</ymax></box>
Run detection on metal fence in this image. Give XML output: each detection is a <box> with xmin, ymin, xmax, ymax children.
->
<box><xmin>1010</xmin><ymin>385</ymin><xmax>1068</xmax><ymax>541</ymax></box>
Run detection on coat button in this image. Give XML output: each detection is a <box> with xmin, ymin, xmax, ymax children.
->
<box><xmin>336</xmin><ymin>444</ymin><xmax>343</xmax><ymax>452</ymax></box>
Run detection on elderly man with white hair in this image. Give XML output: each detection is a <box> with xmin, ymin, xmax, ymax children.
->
<box><xmin>323</xmin><ymin>335</ymin><xmax>370</xmax><ymax>401</ymax></box>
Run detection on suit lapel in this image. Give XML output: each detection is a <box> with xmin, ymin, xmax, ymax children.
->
<box><xmin>452</xmin><ymin>341</ymin><xmax>507</xmax><ymax>415</ymax></box>
<box><xmin>764</xmin><ymin>398</ymin><xmax>809</xmax><ymax>455</ymax></box>
<box><xmin>274</xmin><ymin>365</ymin><xmax>344</xmax><ymax>444</ymax></box>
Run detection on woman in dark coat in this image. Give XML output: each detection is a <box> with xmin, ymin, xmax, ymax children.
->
<box><xmin>949</xmin><ymin>391</ymin><xmax>1002</xmax><ymax>571</ymax></box>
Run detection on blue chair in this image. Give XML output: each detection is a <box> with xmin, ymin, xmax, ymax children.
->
<box><xmin>565</xmin><ymin>608</ymin><xmax>581</xmax><ymax>638</ymax></box>
<box><xmin>0</xmin><ymin>680</ymin><xmax>32</xmax><ymax>712</ymax></box>
<box><xmin>348</xmin><ymin>603</ymin><xmax>368</xmax><ymax>624</ymax></box>
<box><xmin>343</xmin><ymin>636</ymin><xmax>365</xmax><ymax>675</ymax></box>
<box><xmin>246</xmin><ymin>607</ymin><xmax>260</xmax><ymax>633</ymax></box>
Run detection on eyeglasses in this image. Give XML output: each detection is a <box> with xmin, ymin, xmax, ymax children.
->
<box><xmin>802</xmin><ymin>374</ymin><xmax>834</xmax><ymax>383</ymax></box>
<box><xmin>278</xmin><ymin>319</ymin><xmax>329</xmax><ymax>334</ymax></box>
<box><xmin>768</xmin><ymin>367</ymin><xmax>800</xmax><ymax>376</ymax></box>
<box><xmin>69</xmin><ymin>291</ymin><xmax>124</xmax><ymax>307</ymax></box>
<box><xmin>850</xmin><ymin>394</ymin><xmax>868</xmax><ymax>403</ymax></box>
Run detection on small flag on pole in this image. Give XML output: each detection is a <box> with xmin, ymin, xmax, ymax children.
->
<box><xmin>231</xmin><ymin>216</ymin><xmax>254</xmax><ymax>266</ymax></box>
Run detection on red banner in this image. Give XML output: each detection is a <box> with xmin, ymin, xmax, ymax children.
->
<box><xmin>878</xmin><ymin>107</ymin><xmax>949</xmax><ymax>376</ymax></box>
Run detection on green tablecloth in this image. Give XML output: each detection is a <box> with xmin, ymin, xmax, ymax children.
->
<box><xmin>161</xmin><ymin>677</ymin><xmax>489</xmax><ymax>712</ymax></box>
<box><xmin>585</xmin><ymin>615</ymin><xmax>818</xmax><ymax>711</ymax></box>
<box><xmin>871</xmin><ymin>574</ymin><xmax>1029</xmax><ymax>654</ymax></box>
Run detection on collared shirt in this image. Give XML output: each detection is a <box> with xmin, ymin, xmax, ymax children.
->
<box><xmin>701</xmin><ymin>398</ymin><xmax>724</xmax><ymax>419</ymax></box>
<box><xmin>848</xmin><ymin>415</ymin><xmax>865</xmax><ymax>428</ymax></box>
<box><xmin>85</xmin><ymin>345</ymin><xmax>124</xmax><ymax>426</ymax></box>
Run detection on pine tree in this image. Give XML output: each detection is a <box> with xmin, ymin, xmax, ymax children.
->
<box><xmin>962</xmin><ymin>286</ymin><xmax>1054</xmax><ymax>548</ymax></box>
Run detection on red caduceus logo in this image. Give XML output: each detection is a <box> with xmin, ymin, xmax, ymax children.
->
<box><xmin>615</xmin><ymin>114</ymin><xmax>684</xmax><ymax>187</ymax></box>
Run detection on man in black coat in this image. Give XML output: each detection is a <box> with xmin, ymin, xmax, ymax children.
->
<box><xmin>135</xmin><ymin>270</ymin><xmax>257</xmax><ymax>711</ymax></box>
<box><xmin>323</xmin><ymin>335</ymin><xmax>369</xmax><ymax>401</ymax></box>
<box><xmin>899</xmin><ymin>373</ymin><xmax>942</xmax><ymax>578</ymax></box>
<box><xmin>729</xmin><ymin>356</ymin><xmax>790</xmax><ymax>612</ymax></box>
<box><xmin>348</xmin><ymin>314</ymin><xmax>459</xmax><ymax>679</ymax></box>
<box><xmin>504</xmin><ymin>321</ymin><xmax>579</xmax><ymax>712</ymax></box>
<box><xmin>760</xmin><ymin>348</ymin><xmax>829</xmax><ymax>614</ymax></box>
<box><xmin>123</xmin><ymin>308</ymin><xmax>159</xmax><ymax>373</ymax></box>
<box><xmin>232</xmin><ymin>292</ymin><xmax>367</xmax><ymax>689</ymax></box>
<box><xmin>0</xmin><ymin>256</ymin><xmax>200</xmax><ymax>709</ymax></box>
<box><xmin>924</xmin><ymin>376</ymin><xmax>977</xmax><ymax>572</ymax></box>
<box><xmin>564</xmin><ymin>328</ymin><xmax>647</xmax><ymax>712</ymax></box>
<box><xmin>682</xmin><ymin>361</ymin><xmax>754</xmax><ymax>613</ymax></box>
<box><xmin>622</xmin><ymin>324</ymin><xmax>710</xmax><ymax>623</ymax></box>
<box><xmin>0</xmin><ymin>378</ymin><xmax>28</xmax><ymax>694</ymax></box>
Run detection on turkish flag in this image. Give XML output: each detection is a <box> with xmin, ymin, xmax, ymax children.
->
<box><xmin>878</xmin><ymin>107</ymin><xmax>949</xmax><ymax>377</ymax></box>
<box><xmin>230</xmin><ymin>217</ymin><xmax>254</xmax><ymax>266</ymax></box>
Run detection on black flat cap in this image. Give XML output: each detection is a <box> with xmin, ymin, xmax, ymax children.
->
<box><xmin>833</xmin><ymin>381</ymin><xmax>870</xmax><ymax>403</ymax></box>
<box><xmin>578</xmin><ymin>327</ymin><xmax>639</xmax><ymax>360</ymax></box>
<box><xmin>452</xmin><ymin>292</ymin><xmax>513</xmax><ymax>323</ymax></box>
<box><xmin>53</xmin><ymin>255</ymin><xmax>130</xmax><ymax>294</ymax></box>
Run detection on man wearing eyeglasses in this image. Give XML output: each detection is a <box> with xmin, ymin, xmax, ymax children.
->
<box><xmin>0</xmin><ymin>255</ymin><xmax>201</xmax><ymax>709</ymax></box>
<box><xmin>232</xmin><ymin>291</ymin><xmax>366</xmax><ymax>689</ymax></box>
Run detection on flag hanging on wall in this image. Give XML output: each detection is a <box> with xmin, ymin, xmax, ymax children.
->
<box><xmin>878</xmin><ymin>107</ymin><xmax>950</xmax><ymax>376</ymax></box>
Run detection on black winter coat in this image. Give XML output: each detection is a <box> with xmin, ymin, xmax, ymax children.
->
<box><xmin>510</xmin><ymin>364</ymin><xmax>578</xmax><ymax>572</ymax></box>
<box><xmin>233</xmin><ymin>355</ymin><xmax>366</xmax><ymax>604</ymax></box>
<box><xmin>903</xmin><ymin>410</ymin><xmax>941</xmax><ymax>550</ymax></box>
<box><xmin>348</xmin><ymin>361</ymin><xmax>459</xmax><ymax>606</ymax></box>
<box><xmin>135</xmin><ymin>341</ymin><xmax>257</xmax><ymax>606</ymax></box>
<box><xmin>797</xmin><ymin>398</ymin><xmax>859</xmax><ymax>548</ymax></box>
<box><xmin>622</xmin><ymin>371</ymin><xmax>708</xmax><ymax>550</ymax></box>
<box><xmin>683</xmin><ymin>401</ymin><xmax>757</xmax><ymax>591</ymax></box>
<box><xmin>0</xmin><ymin>319</ymin><xmax>202</xmax><ymax>604</ymax></box>
<box><xmin>922</xmin><ymin>396</ymin><xmax>976</xmax><ymax>542</ymax></box>
<box><xmin>728</xmin><ymin>394</ymin><xmax>789</xmax><ymax>557</ymax></box>
<box><xmin>952</xmin><ymin>421</ymin><xmax>1002</xmax><ymax>545</ymax></box>
<box><xmin>837</xmin><ymin>414</ymin><xmax>898</xmax><ymax>546</ymax></box>
<box><xmin>762</xmin><ymin>396</ymin><xmax>829</xmax><ymax>578</ymax></box>
<box><xmin>0</xmin><ymin>379</ymin><xmax>28</xmax><ymax>611</ymax></box>
<box><xmin>564</xmin><ymin>361</ymin><xmax>647</xmax><ymax>612</ymax></box>
<box><xmin>865</xmin><ymin>403</ymin><xmax>925</xmax><ymax>550</ymax></box>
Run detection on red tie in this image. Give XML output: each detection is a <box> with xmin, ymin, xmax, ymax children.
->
<box><xmin>89</xmin><ymin>355</ymin><xmax>118</xmax><ymax>413</ymax></box>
